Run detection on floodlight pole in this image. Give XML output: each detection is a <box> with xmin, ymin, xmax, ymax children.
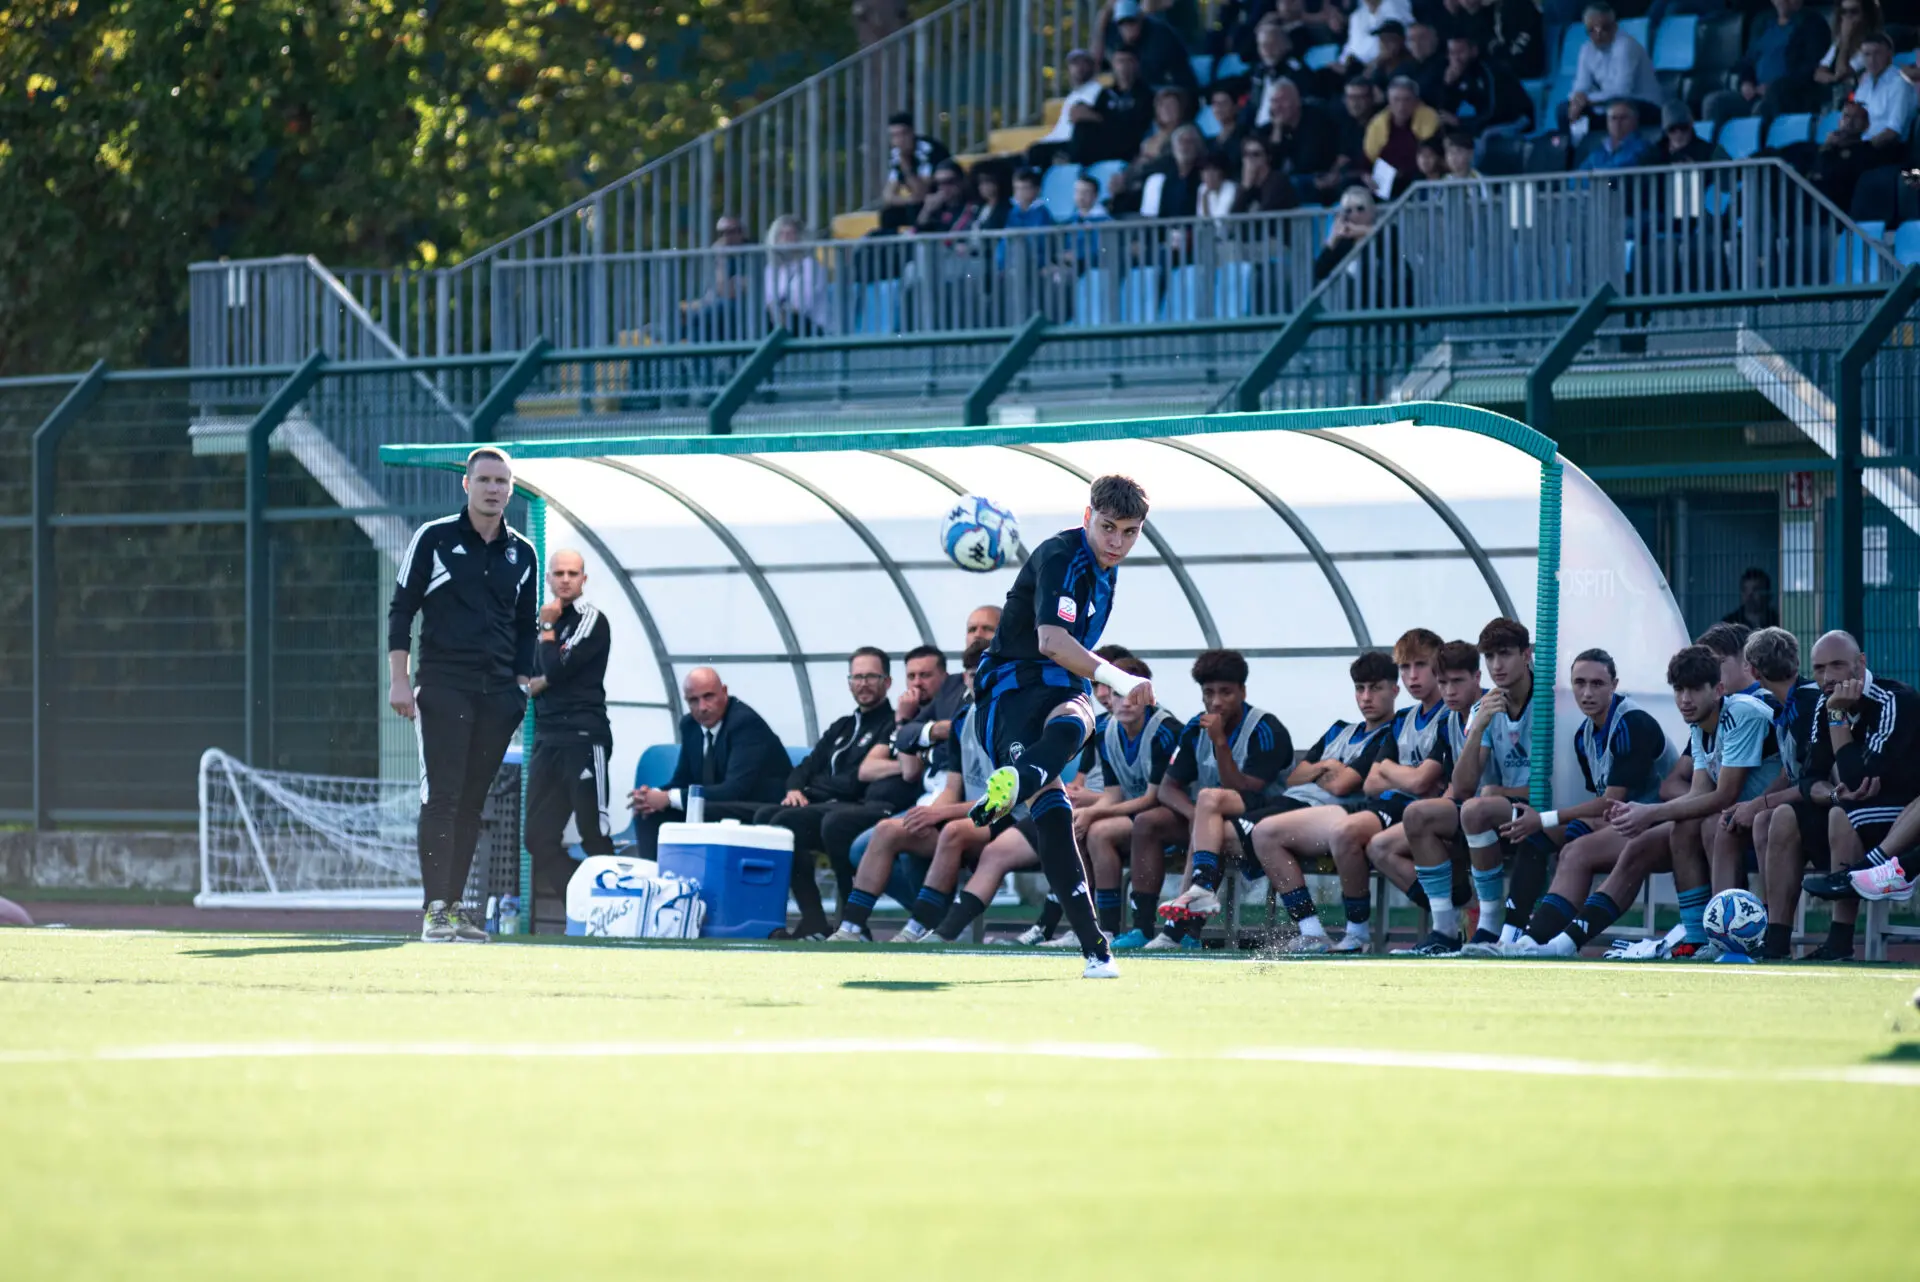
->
<box><xmin>30</xmin><ymin>361</ymin><xmax>108</xmax><ymax>830</ymax></box>
<box><xmin>1835</xmin><ymin>266</ymin><xmax>1920</xmax><ymax>641</ymax></box>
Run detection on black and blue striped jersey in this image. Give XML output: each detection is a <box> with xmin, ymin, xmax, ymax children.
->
<box><xmin>976</xmin><ymin>526</ymin><xmax>1115</xmax><ymax>701</ymax></box>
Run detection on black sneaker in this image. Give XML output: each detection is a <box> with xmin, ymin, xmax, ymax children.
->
<box><xmin>1391</xmin><ymin>931</ymin><xmax>1463</xmax><ymax>957</ymax></box>
<box><xmin>1796</xmin><ymin>939</ymin><xmax>1855</xmax><ymax>962</ymax></box>
<box><xmin>770</xmin><ymin>923</ymin><xmax>830</xmax><ymax>942</ymax></box>
<box><xmin>1801</xmin><ymin>869</ymin><xmax>1865</xmax><ymax>901</ymax></box>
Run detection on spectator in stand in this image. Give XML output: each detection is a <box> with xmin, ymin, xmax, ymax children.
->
<box><xmin>1434</xmin><ymin>29</ymin><xmax>1533</xmax><ymax>134</ymax></box>
<box><xmin>1560</xmin><ymin>3</ymin><xmax>1663</xmax><ymax>135</ymax></box>
<box><xmin>1366</xmin><ymin>76</ymin><xmax>1442</xmax><ymax>193</ymax></box>
<box><xmin>1072</xmin><ymin>47</ymin><xmax>1157</xmax><ymax>165</ymax></box>
<box><xmin>1059</xmin><ymin>175</ymin><xmax>1113</xmax><ymax>271</ymax></box>
<box><xmin>763</xmin><ymin>215</ymin><xmax>829</xmax><ymax>335</ymax></box>
<box><xmin>1816</xmin><ymin>0</ymin><xmax>1882</xmax><ymax>101</ymax></box>
<box><xmin>1235</xmin><ymin>134</ymin><xmax>1302</xmax><ymax>209</ymax></box>
<box><xmin>1140</xmin><ymin>124</ymin><xmax>1209</xmax><ymax>219</ymax></box>
<box><xmin>680</xmin><ymin>216</ymin><xmax>752</xmax><ymax>341</ymax></box>
<box><xmin>1314</xmin><ymin>185</ymin><xmax>1379</xmax><ymax>281</ymax></box>
<box><xmin>1333</xmin><ymin>0</ymin><xmax>1417</xmax><ymax>78</ymax></box>
<box><xmin>1213</xmin><ymin>0</ymin><xmax>1335</xmax><ymax>63</ymax></box>
<box><xmin>1094</xmin><ymin>0</ymin><xmax>1200</xmax><ymax>93</ymax></box>
<box><xmin>879</xmin><ymin>111</ymin><xmax>953</xmax><ymax>233</ymax></box>
<box><xmin>1413</xmin><ymin>133</ymin><xmax>1448</xmax><ymax>180</ymax></box>
<box><xmin>1443</xmin><ymin>127</ymin><xmax>1483</xmax><ymax>177</ymax></box>
<box><xmin>1243</xmin><ymin>17</ymin><xmax>1317</xmax><ymax>127</ymax></box>
<box><xmin>1198</xmin><ymin>151</ymin><xmax>1241</xmax><ymax>218</ymax></box>
<box><xmin>1027</xmin><ymin>49</ymin><xmax>1106</xmax><ymax>169</ymax></box>
<box><xmin>1110</xmin><ymin>90</ymin><xmax>1200</xmax><ymax>211</ymax></box>
<box><xmin>1576</xmin><ymin>98</ymin><xmax>1655</xmax><ymax>169</ymax></box>
<box><xmin>1848</xmin><ymin>64</ymin><xmax>1920</xmax><ymax>226</ymax></box>
<box><xmin>1260</xmin><ymin>77</ymin><xmax>1340</xmax><ymax>199</ymax></box>
<box><xmin>1851</xmin><ymin>33</ymin><xmax>1918</xmax><ymax>150</ymax></box>
<box><xmin>1703</xmin><ymin>0</ymin><xmax>1831</xmax><ymax>128</ymax></box>
<box><xmin>1317</xmin><ymin>79</ymin><xmax>1384</xmax><ymax>203</ymax></box>
<box><xmin>909</xmin><ymin>161</ymin><xmax>971</xmax><ymax>236</ymax></box>
<box><xmin>1207</xmin><ymin>87</ymin><xmax>1252</xmax><ymax>159</ymax></box>
<box><xmin>956</xmin><ymin>165</ymin><xmax>1013</xmax><ymax>237</ymax></box>
<box><xmin>1007</xmin><ymin>168</ymin><xmax>1054</xmax><ymax>232</ymax></box>
<box><xmin>1406</xmin><ymin>22</ymin><xmax>1449</xmax><ymax>103</ymax></box>
<box><xmin>1446</xmin><ymin>0</ymin><xmax>1545</xmax><ymax>80</ymax></box>
<box><xmin>1655</xmin><ymin>100</ymin><xmax>1726</xmax><ymax>163</ymax></box>
<box><xmin>1362</xmin><ymin>20</ymin><xmax>1417</xmax><ymax>90</ymax></box>
<box><xmin>1806</xmin><ymin>100</ymin><xmax>1888</xmax><ymax>207</ymax></box>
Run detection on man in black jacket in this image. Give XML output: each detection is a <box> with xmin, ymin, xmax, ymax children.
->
<box><xmin>629</xmin><ymin>666</ymin><xmax>791</xmax><ymax>859</ymax></box>
<box><xmin>757</xmin><ymin>647</ymin><xmax>902</xmax><ymax>939</ymax></box>
<box><xmin>387</xmin><ymin>447</ymin><xmax>538</xmax><ymax>943</ymax></box>
<box><xmin>893</xmin><ymin>605</ymin><xmax>998</xmax><ymax>757</ymax></box>
<box><xmin>1433</xmin><ymin>31</ymin><xmax>1532</xmax><ymax>136</ymax></box>
<box><xmin>524</xmin><ymin>550</ymin><xmax>615</xmax><ymax>912</ymax></box>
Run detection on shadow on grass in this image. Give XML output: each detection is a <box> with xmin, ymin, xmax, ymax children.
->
<box><xmin>1868</xmin><ymin>1042</ymin><xmax>1920</xmax><ymax>1063</ymax></box>
<box><xmin>841</xmin><ymin>978</ymin><xmax>1058</xmax><ymax>993</ymax></box>
<box><xmin>182</xmin><ymin>940</ymin><xmax>409</xmax><ymax>960</ymax></box>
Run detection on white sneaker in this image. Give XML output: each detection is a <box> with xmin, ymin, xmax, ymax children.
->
<box><xmin>1163</xmin><ymin>884</ymin><xmax>1222</xmax><ymax>917</ymax></box>
<box><xmin>1039</xmin><ymin>930</ymin><xmax>1083</xmax><ymax>949</ymax></box>
<box><xmin>1142</xmin><ymin>932</ymin><xmax>1184</xmax><ymax>951</ymax></box>
<box><xmin>1851</xmin><ymin>860</ymin><xmax>1918</xmax><ymax>901</ymax></box>
<box><xmin>826</xmin><ymin>922</ymin><xmax>868</xmax><ymax>943</ymax></box>
<box><xmin>1685</xmin><ymin>939</ymin><xmax>1727</xmax><ymax>962</ymax></box>
<box><xmin>1501</xmin><ymin>934</ymin><xmax>1541</xmax><ymax>957</ymax></box>
<box><xmin>1011</xmin><ymin>924</ymin><xmax>1049</xmax><ymax>946</ymax></box>
<box><xmin>1539</xmin><ymin>933</ymin><xmax>1578</xmax><ymax>958</ymax></box>
<box><xmin>1082</xmin><ymin>954</ymin><xmax>1120</xmax><ymax>979</ymax></box>
<box><xmin>890</xmin><ymin>920</ymin><xmax>931</xmax><ymax>943</ymax></box>
<box><xmin>1281</xmin><ymin>932</ymin><xmax>1331</xmax><ymax>955</ymax></box>
<box><xmin>1329</xmin><ymin>929</ymin><xmax>1369</xmax><ymax>954</ymax></box>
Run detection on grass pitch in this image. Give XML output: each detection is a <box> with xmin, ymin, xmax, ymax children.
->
<box><xmin>1</xmin><ymin>932</ymin><xmax>1915</xmax><ymax>1281</ymax></box>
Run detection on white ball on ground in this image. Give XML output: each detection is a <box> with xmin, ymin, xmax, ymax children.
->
<box><xmin>0</xmin><ymin>895</ymin><xmax>34</xmax><ymax>927</ymax></box>
<box><xmin>1702</xmin><ymin>888</ymin><xmax>1766</xmax><ymax>955</ymax></box>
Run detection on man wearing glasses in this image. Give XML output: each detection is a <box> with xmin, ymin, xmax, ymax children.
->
<box><xmin>756</xmin><ymin>647</ymin><xmax>904</xmax><ymax>939</ymax></box>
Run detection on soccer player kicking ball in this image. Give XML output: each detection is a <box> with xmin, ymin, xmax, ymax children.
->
<box><xmin>968</xmin><ymin>476</ymin><xmax>1152</xmax><ymax>979</ymax></box>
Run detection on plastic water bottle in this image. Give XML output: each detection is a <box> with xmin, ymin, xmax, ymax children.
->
<box><xmin>686</xmin><ymin>784</ymin><xmax>706</xmax><ymax>825</ymax></box>
<box><xmin>484</xmin><ymin>894</ymin><xmax>499</xmax><ymax>933</ymax></box>
<box><xmin>499</xmin><ymin>894</ymin><xmax>521</xmax><ymax>936</ymax></box>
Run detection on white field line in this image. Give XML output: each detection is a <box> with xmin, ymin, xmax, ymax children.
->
<box><xmin>0</xmin><ymin>1039</ymin><xmax>1914</xmax><ymax>1087</ymax></box>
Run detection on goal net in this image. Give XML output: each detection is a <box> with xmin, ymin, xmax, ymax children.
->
<box><xmin>196</xmin><ymin>748</ymin><xmax>523</xmax><ymax>910</ymax></box>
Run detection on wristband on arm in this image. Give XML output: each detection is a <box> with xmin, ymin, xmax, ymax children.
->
<box><xmin>1092</xmin><ymin>660</ymin><xmax>1144</xmax><ymax>698</ymax></box>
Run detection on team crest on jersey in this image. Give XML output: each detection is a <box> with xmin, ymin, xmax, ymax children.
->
<box><xmin>1056</xmin><ymin>595</ymin><xmax>1077</xmax><ymax>623</ymax></box>
<box><xmin>1009</xmin><ymin>742</ymin><xmax>1024</xmax><ymax>760</ymax></box>
<box><xmin>506</xmin><ymin>545</ymin><xmax>519</xmax><ymax>565</ymax></box>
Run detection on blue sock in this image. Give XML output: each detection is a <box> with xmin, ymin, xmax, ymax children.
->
<box><xmin>1094</xmin><ymin>887</ymin><xmax>1123</xmax><ymax>933</ymax></box>
<box><xmin>842</xmin><ymin>887</ymin><xmax>878</xmax><ymax>931</ymax></box>
<box><xmin>1677</xmin><ymin>885</ymin><xmax>1710</xmax><ymax>944</ymax></box>
<box><xmin>1190</xmin><ymin>850</ymin><xmax>1221</xmax><ymax>892</ymax></box>
<box><xmin>1341</xmin><ymin>895</ymin><xmax>1371</xmax><ymax>926</ymax></box>
<box><xmin>1415</xmin><ymin>863</ymin><xmax>1454</xmax><ymax>906</ymax></box>
<box><xmin>1280</xmin><ymin>886</ymin><xmax>1318</xmax><ymax>923</ymax></box>
<box><xmin>1470</xmin><ymin>866</ymin><xmax>1506</xmax><ymax>931</ymax></box>
<box><xmin>910</xmin><ymin>884</ymin><xmax>953</xmax><ymax>929</ymax></box>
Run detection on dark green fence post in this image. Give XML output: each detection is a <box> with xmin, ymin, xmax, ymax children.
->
<box><xmin>246</xmin><ymin>354</ymin><xmax>329</xmax><ymax>767</ymax></box>
<box><xmin>1835</xmin><ymin>266</ymin><xmax>1920</xmax><ymax>641</ymax></box>
<box><xmin>31</xmin><ymin>362</ymin><xmax>108</xmax><ymax>829</ymax></box>
<box><xmin>963</xmin><ymin>316</ymin><xmax>1048</xmax><ymax>426</ymax></box>
<box><xmin>708</xmin><ymin>328</ymin><xmax>789</xmax><ymax>435</ymax></box>
<box><xmin>469</xmin><ymin>337</ymin><xmax>551</xmax><ymax>443</ymax></box>
<box><xmin>1230</xmin><ymin>298</ymin><xmax>1321</xmax><ymax>412</ymax></box>
<box><xmin>1524</xmin><ymin>284</ymin><xmax>1615</xmax><ymax>437</ymax></box>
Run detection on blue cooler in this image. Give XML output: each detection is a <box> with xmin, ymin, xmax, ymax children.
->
<box><xmin>656</xmin><ymin>821</ymin><xmax>793</xmax><ymax>938</ymax></box>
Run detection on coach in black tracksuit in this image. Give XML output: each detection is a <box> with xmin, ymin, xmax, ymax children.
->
<box><xmin>525</xmin><ymin>549</ymin><xmax>615</xmax><ymax>911</ymax></box>
<box><xmin>387</xmin><ymin>448</ymin><xmax>537</xmax><ymax>934</ymax></box>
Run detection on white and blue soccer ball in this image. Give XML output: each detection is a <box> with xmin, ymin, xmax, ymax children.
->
<box><xmin>1703</xmin><ymin>888</ymin><xmax>1768</xmax><ymax>955</ymax></box>
<box><xmin>939</xmin><ymin>495</ymin><xmax>1020</xmax><ymax>573</ymax></box>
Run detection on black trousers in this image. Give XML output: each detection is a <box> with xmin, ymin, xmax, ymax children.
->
<box><xmin>415</xmin><ymin>684</ymin><xmax>525</xmax><ymax>908</ymax></box>
<box><xmin>525</xmin><ymin>737</ymin><xmax>616</xmax><ymax>904</ymax></box>
<box><xmin>754</xmin><ymin>800</ymin><xmax>892</xmax><ymax>927</ymax></box>
<box><xmin>629</xmin><ymin>799</ymin><xmax>765</xmax><ymax>861</ymax></box>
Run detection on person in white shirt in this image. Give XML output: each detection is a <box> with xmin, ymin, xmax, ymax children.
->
<box><xmin>1027</xmin><ymin>48</ymin><xmax>1106</xmax><ymax>169</ymax></box>
<box><xmin>1334</xmin><ymin>0</ymin><xmax>1416</xmax><ymax>74</ymax></box>
<box><xmin>762</xmin><ymin>214</ymin><xmax>830</xmax><ymax>336</ymax></box>
<box><xmin>1559</xmin><ymin>2</ymin><xmax>1663</xmax><ymax>133</ymax></box>
<box><xmin>1197</xmin><ymin>152</ymin><xmax>1240</xmax><ymax>219</ymax></box>
<box><xmin>1852</xmin><ymin>32</ymin><xmax>1917</xmax><ymax>148</ymax></box>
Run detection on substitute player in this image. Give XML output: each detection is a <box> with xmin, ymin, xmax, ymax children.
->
<box><xmin>387</xmin><ymin>447</ymin><xmax>538</xmax><ymax>943</ymax></box>
<box><xmin>524</xmin><ymin>549</ymin><xmax>614</xmax><ymax>924</ymax></box>
<box><xmin>968</xmin><ymin>475</ymin><xmax>1153</xmax><ymax>978</ymax></box>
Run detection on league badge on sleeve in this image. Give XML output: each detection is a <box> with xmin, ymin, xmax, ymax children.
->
<box><xmin>1056</xmin><ymin>595</ymin><xmax>1077</xmax><ymax>624</ymax></box>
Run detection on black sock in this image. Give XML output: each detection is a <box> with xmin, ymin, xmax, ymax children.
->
<box><xmin>1341</xmin><ymin>895</ymin><xmax>1370</xmax><ymax>926</ymax></box>
<box><xmin>1095</xmin><ymin>888</ymin><xmax>1123</xmax><ymax>934</ymax></box>
<box><xmin>1825</xmin><ymin>919</ymin><xmax>1855</xmax><ymax>952</ymax></box>
<box><xmin>1013</xmin><ymin>716</ymin><xmax>1091</xmax><ymax>801</ymax></box>
<box><xmin>1037</xmin><ymin>893</ymin><xmax>1064</xmax><ymax>938</ymax></box>
<box><xmin>1280</xmin><ymin>886</ymin><xmax>1317</xmax><ymax>923</ymax></box>
<box><xmin>910</xmin><ymin>884</ymin><xmax>952</xmax><ymax>930</ymax></box>
<box><xmin>790</xmin><ymin>859</ymin><xmax>828</xmax><ymax>932</ymax></box>
<box><xmin>840</xmin><ymin>887</ymin><xmax>877</xmax><ymax>933</ymax></box>
<box><xmin>1762</xmin><ymin>921</ymin><xmax>1793</xmax><ymax>959</ymax></box>
<box><xmin>1506</xmin><ymin>844</ymin><xmax>1549</xmax><ymax>931</ymax></box>
<box><xmin>1565</xmin><ymin>892</ymin><xmax>1622</xmax><ymax>948</ymax></box>
<box><xmin>1190</xmin><ymin>850</ymin><xmax>1221</xmax><ymax>893</ymax></box>
<box><xmin>1131</xmin><ymin>891</ymin><xmax>1159</xmax><ymax>936</ymax></box>
<box><xmin>1030</xmin><ymin>791</ymin><xmax>1107</xmax><ymax>960</ymax></box>
<box><xmin>1403</xmin><ymin>880</ymin><xmax>1430</xmax><ymax>910</ymax></box>
<box><xmin>935</xmin><ymin>891</ymin><xmax>988</xmax><ymax>941</ymax></box>
<box><xmin>1526</xmin><ymin>892</ymin><xmax>1575</xmax><ymax>944</ymax></box>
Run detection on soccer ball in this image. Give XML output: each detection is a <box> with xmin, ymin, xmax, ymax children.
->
<box><xmin>1702</xmin><ymin>888</ymin><xmax>1767</xmax><ymax>955</ymax></box>
<box><xmin>939</xmin><ymin>495</ymin><xmax>1020</xmax><ymax>572</ymax></box>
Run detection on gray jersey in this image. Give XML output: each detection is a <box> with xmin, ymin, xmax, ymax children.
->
<box><xmin>956</xmin><ymin>704</ymin><xmax>993</xmax><ymax>802</ymax></box>
<box><xmin>1474</xmin><ymin>687</ymin><xmax>1535</xmax><ymax>791</ymax></box>
<box><xmin>1393</xmin><ymin>701</ymin><xmax>1449</xmax><ymax>767</ymax></box>
<box><xmin>1101</xmin><ymin>707</ymin><xmax>1179</xmax><ymax>800</ymax></box>
<box><xmin>1284</xmin><ymin>719</ymin><xmax>1393</xmax><ymax>807</ymax></box>
<box><xmin>1194</xmin><ymin>703</ymin><xmax>1287</xmax><ymax>802</ymax></box>
<box><xmin>1572</xmin><ymin>694</ymin><xmax>1676</xmax><ymax>805</ymax></box>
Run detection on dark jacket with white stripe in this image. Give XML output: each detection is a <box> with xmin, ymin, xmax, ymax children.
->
<box><xmin>788</xmin><ymin>704</ymin><xmax>898</xmax><ymax>805</ymax></box>
<box><xmin>535</xmin><ymin>600</ymin><xmax>611</xmax><ymax>743</ymax></box>
<box><xmin>387</xmin><ymin>509</ymin><xmax>539</xmax><ymax>694</ymax></box>
<box><xmin>1803</xmin><ymin>674</ymin><xmax>1920</xmax><ymax>814</ymax></box>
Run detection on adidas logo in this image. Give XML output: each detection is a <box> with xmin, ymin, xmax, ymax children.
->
<box><xmin>579</xmin><ymin>768</ymin><xmax>594</xmax><ymax>780</ymax></box>
<box><xmin>450</xmin><ymin>544</ymin><xmax>467</xmax><ymax>554</ymax></box>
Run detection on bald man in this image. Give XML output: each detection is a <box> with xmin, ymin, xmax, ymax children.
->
<box><xmin>526</xmin><ymin>549</ymin><xmax>615</xmax><ymax>919</ymax></box>
<box><xmin>893</xmin><ymin>605</ymin><xmax>999</xmax><ymax>758</ymax></box>
<box><xmin>630</xmin><ymin>666</ymin><xmax>791</xmax><ymax>861</ymax></box>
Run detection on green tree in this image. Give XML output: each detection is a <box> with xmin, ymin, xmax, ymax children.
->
<box><xmin>0</xmin><ymin>0</ymin><xmax>851</xmax><ymax>373</ymax></box>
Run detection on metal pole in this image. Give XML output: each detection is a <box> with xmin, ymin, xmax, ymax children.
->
<box><xmin>1229</xmin><ymin>299</ymin><xmax>1321</xmax><ymax>412</ymax></box>
<box><xmin>1524</xmin><ymin>282</ymin><xmax>1616</xmax><ymax>438</ymax></box>
<box><xmin>708</xmin><ymin>328</ymin><xmax>790</xmax><ymax>434</ymax></box>
<box><xmin>963</xmin><ymin>315</ymin><xmax>1049</xmax><ymax>425</ymax></box>
<box><xmin>522</xmin><ymin>495</ymin><xmax>544</xmax><ymax>929</ymax></box>
<box><xmin>469</xmin><ymin>338</ymin><xmax>553</xmax><ymax>442</ymax></box>
<box><xmin>31</xmin><ymin>362</ymin><xmax>108</xmax><ymax>829</ymax></box>
<box><xmin>245</xmin><ymin>354</ymin><xmax>330</xmax><ymax>767</ymax></box>
<box><xmin>1835</xmin><ymin>266</ymin><xmax>1920</xmax><ymax>640</ymax></box>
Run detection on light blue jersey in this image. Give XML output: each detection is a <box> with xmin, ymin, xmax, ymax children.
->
<box><xmin>1688</xmin><ymin>691</ymin><xmax>1782</xmax><ymax>803</ymax></box>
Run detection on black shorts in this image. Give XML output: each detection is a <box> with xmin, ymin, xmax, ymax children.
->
<box><xmin>1842</xmin><ymin>800</ymin><xmax>1901</xmax><ymax>857</ymax></box>
<box><xmin>980</xmin><ymin>683</ymin><xmax>1093</xmax><ymax>770</ymax></box>
<box><xmin>1232</xmin><ymin>795</ymin><xmax>1311</xmax><ymax>839</ymax></box>
<box><xmin>1786</xmin><ymin>799</ymin><xmax>1832</xmax><ymax>866</ymax></box>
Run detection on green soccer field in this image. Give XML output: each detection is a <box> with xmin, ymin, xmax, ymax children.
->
<box><xmin>2</xmin><ymin>932</ymin><xmax>1915</xmax><ymax>1281</ymax></box>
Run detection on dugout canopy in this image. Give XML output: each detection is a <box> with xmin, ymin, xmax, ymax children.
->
<box><xmin>382</xmin><ymin>404</ymin><xmax>1691</xmax><ymax>811</ymax></box>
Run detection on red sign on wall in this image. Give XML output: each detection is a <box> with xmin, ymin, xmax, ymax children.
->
<box><xmin>1785</xmin><ymin>472</ymin><xmax>1816</xmax><ymax>511</ymax></box>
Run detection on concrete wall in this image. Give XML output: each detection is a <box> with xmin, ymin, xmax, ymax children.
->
<box><xmin>0</xmin><ymin>831</ymin><xmax>198</xmax><ymax>893</ymax></box>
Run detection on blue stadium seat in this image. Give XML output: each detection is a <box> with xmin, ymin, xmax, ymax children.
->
<box><xmin>1198</xmin><ymin>110</ymin><xmax>1222</xmax><ymax>138</ymax></box>
<box><xmin>1696</xmin><ymin>118</ymin><xmax>1716</xmax><ymax>141</ymax></box>
<box><xmin>635</xmin><ymin>744</ymin><xmax>679</xmax><ymax>790</ymax></box>
<box><xmin>1120</xmin><ymin>267</ymin><xmax>1161</xmax><ymax>323</ymax></box>
<box><xmin>1652</xmin><ymin>15</ymin><xmax>1698</xmax><ymax>71</ymax></box>
<box><xmin>1214</xmin><ymin>263</ymin><xmax>1254</xmax><ymax>318</ymax></box>
<box><xmin>1897</xmin><ymin>50</ymin><xmax>1917</xmax><ymax>67</ymax></box>
<box><xmin>1618</xmin><ymin>17</ymin><xmax>1650</xmax><ymax>50</ymax></box>
<box><xmin>1897</xmin><ymin>222</ymin><xmax>1920</xmax><ymax>266</ymax></box>
<box><xmin>1305</xmin><ymin>44</ymin><xmax>1340</xmax><ymax>71</ymax></box>
<box><xmin>1040</xmin><ymin>165</ymin><xmax>1080</xmax><ymax>220</ymax></box>
<box><xmin>1162</xmin><ymin>265</ymin><xmax>1202</xmax><ymax>320</ymax></box>
<box><xmin>1083</xmin><ymin>159</ymin><xmax>1127</xmax><ymax>192</ymax></box>
<box><xmin>857</xmin><ymin>280</ymin><xmax>900</xmax><ymax>334</ymax></box>
<box><xmin>787</xmin><ymin>746</ymin><xmax>810</xmax><ymax>767</ymax></box>
<box><xmin>1716</xmin><ymin>116</ymin><xmax>1761</xmax><ymax>158</ymax></box>
<box><xmin>1073</xmin><ymin>268</ymin><xmax>1111</xmax><ymax>325</ymax></box>
<box><xmin>1838</xmin><ymin>220</ymin><xmax>1887</xmax><ymax>283</ymax></box>
<box><xmin>1190</xmin><ymin>54</ymin><xmax>1214</xmax><ymax>86</ymax></box>
<box><xmin>1765</xmin><ymin>113</ymin><xmax>1812</xmax><ymax>148</ymax></box>
<box><xmin>1815</xmin><ymin>109</ymin><xmax>1845</xmax><ymax>141</ymax></box>
<box><xmin>1214</xmin><ymin>52</ymin><xmax>1249</xmax><ymax>79</ymax></box>
<box><xmin>1558</xmin><ymin>27</ymin><xmax>1587</xmax><ymax>74</ymax></box>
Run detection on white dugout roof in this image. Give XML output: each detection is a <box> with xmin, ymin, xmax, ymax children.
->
<box><xmin>383</xmin><ymin>404</ymin><xmax>1692</xmax><ymax>808</ymax></box>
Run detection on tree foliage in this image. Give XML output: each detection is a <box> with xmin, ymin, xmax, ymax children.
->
<box><xmin>0</xmin><ymin>0</ymin><xmax>851</xmax><ymax>373</ymax></box>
